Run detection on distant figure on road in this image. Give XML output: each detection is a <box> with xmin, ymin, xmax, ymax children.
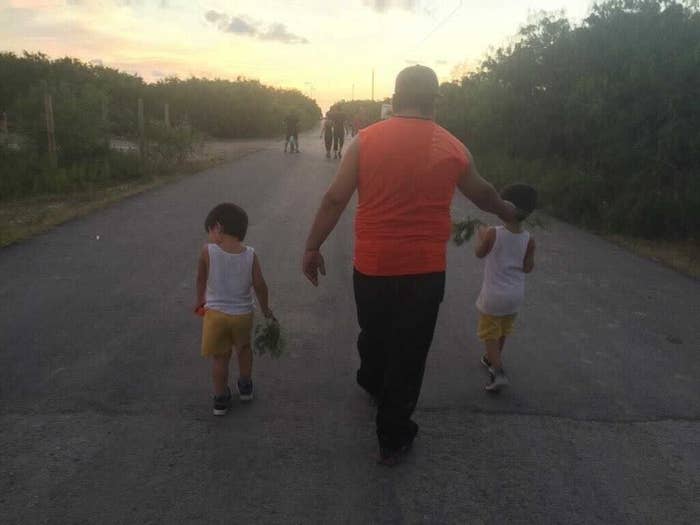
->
<box><xmin>321</xmin><ymin>112</ymin><xmax>334</xmax><ymax>158</ymax></box>
<box><xmin>329</xmin><ymin>110</ymin><xmax>347</xmax><ymax>159</ymax></box>
<box><xmin>284</xmin><ymin>113</ymin><xmax>300</xmax><ymax>153</ymax></box>
<box><xmin>302</xmin><ymin>65</ymin><xmax>518</xmax><ymax>465</ymax></box>
<box><xmin>195</xmin><ymin>203</ymin><xmax>274</xmax><ymax>416</ymax></box>
<box><xmin>474</xmin><ymin>184</ymin><xmax>537</xmax><ymax>392</ymax></box>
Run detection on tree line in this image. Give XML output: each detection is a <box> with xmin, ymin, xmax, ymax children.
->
<box><xmin>0</xmin><ymin>52</ymin><xmax>321</xmax><ymax>200</ymax></box>
<box><xmin>435</xmin><ymin>0</ymin><xmax>700</xmax><ymax>239</ymax></box>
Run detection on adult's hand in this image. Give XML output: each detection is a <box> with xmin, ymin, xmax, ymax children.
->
<box><xmin>303</xmin><ymin>249</ymin><xmax>326</xmax><ymax>286</ymax></box>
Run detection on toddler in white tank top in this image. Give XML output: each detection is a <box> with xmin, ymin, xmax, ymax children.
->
<box><xmin>473</xmin><ymin>184</ymin><xmax>537</xmax><ymax>392</ymax></box>
<box><xmin>194</xmin><ymin>203</ymin><xmax>274</xmax><ymax>416</ymax></box>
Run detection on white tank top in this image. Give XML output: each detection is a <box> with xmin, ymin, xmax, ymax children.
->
<box><xmin>205</xmin><ymin>244</ymin><xmax>255</xmax><ymax>316</ymax></box>
<box><xmin>476</xmin><ymin>226</ymin><xmax>530</xmax><ymax>316</ymax></box>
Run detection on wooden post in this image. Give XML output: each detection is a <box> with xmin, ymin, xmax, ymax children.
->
<box><xmin>101</xmin><ymin>98</ymin><xmax>108</xmax><ymax>125</ymax></box>
<box><xmin>164</xmin><ymin>102</ymin><xmax>170</xmax><ymax>128</ymax></box>
<box><xmin>101</xmin><ymin>97</ymin><xmax>109</xmax><ymax>149</ymax></box>
<box><xmin>44</xmin><ymin>92</ymin><xmax>57</xmax><ymax>168</ymax></box>
<box><xmin>137</xmin><ymin>97</ymin><xmax>145</xmax><ymax>162</ymax></box>
<box><xmin>0</xmin><ymin>111</ymin><xmax>7</xmax><ymax>144</ymax></box>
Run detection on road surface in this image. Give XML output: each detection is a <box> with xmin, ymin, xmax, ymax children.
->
<box><xmin>1</xmin><ymin>132</ymin><xmax>698</xmax><ymax>524</ymax></box>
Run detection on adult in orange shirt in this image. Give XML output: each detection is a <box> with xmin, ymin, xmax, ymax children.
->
<box><xmin>302</xmin><ymin>65</ymin><xmax>517</xmax><ymax>466</ymax></box>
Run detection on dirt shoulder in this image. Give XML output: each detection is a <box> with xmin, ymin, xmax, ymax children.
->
<box><xmin>605</xmin><ymin>235</ymin><xmax>699</xmax><ymax>279</ymax></box>
<box><xmin>0</xmin><ymin>139</ymin><xmax>275</xmax><ymax>247</ymax></box>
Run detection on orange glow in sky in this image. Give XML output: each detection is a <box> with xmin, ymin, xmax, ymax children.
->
<box><xmin>1</xmin><ymin>0</ymin><xmax>593</xmax><ymax>110</ymax></box>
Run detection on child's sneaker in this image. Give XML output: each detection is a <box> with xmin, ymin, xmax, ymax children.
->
<box><xmin>213</xmin><ymin>387</ymin><xmax>232</xmax><ymax>416</ymax></box>
<box><xmin>485</xmin><ymin>369</ymin><xmax>509</xmax><ymax>392</ymax></box>
<box><xmin>377</xmin><ymin>442</ymin><xmax>413</xmax><ymax>467</ymax></box>
<box><xmin>237</xmin><ymin>378</ymin><xmax>254</xmax><ymax>401</ymax></box>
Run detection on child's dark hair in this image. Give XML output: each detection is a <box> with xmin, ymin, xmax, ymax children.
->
<box><xmin>500</xmin><ymin>184</ymin><xmax>538</xmax><ymax>220</ymax></box>
<box><xmin>204</xmin><ymin>203</ymin><xmax>248</xmax><ymax>240</ymax></box>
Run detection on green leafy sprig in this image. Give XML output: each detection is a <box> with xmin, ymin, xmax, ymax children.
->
<box><xmin>253</xmin><ymin>317</ymin><xmax>286</xmax><ymax>358</ymax></box>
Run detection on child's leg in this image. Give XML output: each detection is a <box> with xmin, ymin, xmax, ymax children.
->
<box><xmin>212</xmin><ymin>354</ymin><xmax>232</xmax><ymax>395</ymax></box>
<box><xmin>484</xmin><ymin>339</ymin><xmax>503</xmax><ymax>370</ymax></box>
<box><xmin>237</xmin><ymin>342</ymin><xmax>253</xmax><ymax>381</ymax></box>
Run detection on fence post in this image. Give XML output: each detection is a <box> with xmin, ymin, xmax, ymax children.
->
<box><xmin>0</xmin><ymin>111</ymin><xmax>7</xmax><ymax>144</ymax></box>
<box><xmin>164</xmin><ymin>102</ymin><xmax>170</xmax><ymax>128</ymax></box>
<box><xmin>44</xmin><ymin>91</ymin><xmax>57</xmax><ymax>168</ymax></box>
<box><xmin>101</xmin><ymin>97</ymin><xmax>109</xmax><ymax>150</ymax></box>
<box><xmin>137</xmin><ymin>97</ymin><xmax>145</xmax><ymax>163</ymax></box>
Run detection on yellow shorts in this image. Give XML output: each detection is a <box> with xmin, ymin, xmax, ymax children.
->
<box><xmin>477</xmin><ymin>313</ymin><xmax>516</xmax><ymax>341</ymax></box>
<box><xmin>201</xmin><ymin>309</ymin><xmax>253</xmax><ymax>357</ymax></box>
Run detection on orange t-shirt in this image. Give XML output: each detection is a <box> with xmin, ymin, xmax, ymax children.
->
<box><xmin>354</xmin><ymin>117</ymin><xmax>469</xmax><ymax>276</ymax></box>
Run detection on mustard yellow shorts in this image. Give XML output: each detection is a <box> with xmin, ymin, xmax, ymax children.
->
<box><xmin>477</xmin><ymin>313</ymin><xmax>517</xmax><ymax>341</ymax></box>
<box><xmin>201</xmin><ymin>309</ymin><xmax>253</xmax><ymax>357</ymax></box>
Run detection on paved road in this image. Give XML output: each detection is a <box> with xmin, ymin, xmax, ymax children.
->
<box><xmin>1</xmin><ymin>132</ymin><xmax>698</xmax><ymax>524</ymax></box>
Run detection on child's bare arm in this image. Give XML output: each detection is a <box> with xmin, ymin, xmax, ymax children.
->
<box><xmin>195</xmin><ymin>245</ymin><xmax>209</xmax><ymax>308</ymax></box>
<box><xmin>252</xmin><ymin>254</ymin><xmax>273</xmax><ymax>318</ymax></box>
<box><xmin>474</xmin><ymin>226</ymin><xmax>496</xmax><ymax>258</ymax></box>
<box><xmin>523</xmin><ymin>238</ymin><xmax>536</xmax><ymax>273</ymax></box>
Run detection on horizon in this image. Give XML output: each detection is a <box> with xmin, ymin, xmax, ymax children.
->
<box><xmin>1</xmin><ymin>1</ymin><xmax>594</xmax><ymax>111</ymax></box>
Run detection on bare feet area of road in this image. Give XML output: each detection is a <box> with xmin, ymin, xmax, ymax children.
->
<box><xmin>0</xmin><ymin>138</ymin><xmax>279</xmax><ymax>248</ymax></box>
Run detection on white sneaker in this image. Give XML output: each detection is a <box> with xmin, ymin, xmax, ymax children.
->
<box><xmin>485</xmin><ymin>370</ymin><xmax>509</xmax><ymax>392</ymax></box>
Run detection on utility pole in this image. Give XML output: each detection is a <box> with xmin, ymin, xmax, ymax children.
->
<box><xmin>371</xmin><ymin>69</ymin><xmax>375</xmax><ymax>101</ymax></box>
<box><xmin>44</xmin><ymin>91</ymin><xmax>57</xmax><ymax>169</ymax></box>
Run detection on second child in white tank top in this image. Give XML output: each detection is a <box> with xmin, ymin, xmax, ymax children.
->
<box><xmin>476</xmin><ymin>226</ymin><xmax>531</xmax><ymax>316</ymax></box>
<box><xmin>473</xmin><ymin>219</ymin><xmax>536</xmax><ymax>392</ymax></box>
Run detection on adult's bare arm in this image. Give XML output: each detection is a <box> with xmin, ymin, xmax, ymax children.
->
<box><xmin>302</xmin><ymin>138</ymin><xmax>359</xmax><ymax>285</ymax></box>
<box><xmin>457</xmin><ymin>149</ymin><xmax>517</xmax><ymax>223</ymax></box>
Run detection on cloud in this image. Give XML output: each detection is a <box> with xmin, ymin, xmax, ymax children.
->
<box><xmin>226</xmin><ymin>17</ymin><xmax>257</xmax><ymax>35</ymax></box>
<box><xmin>259</xmin><ymin>23</ymin><xmax>308</xmax><ymax>44</ymax></box>
<box><xmin>436</xmin><ymin>59</ymin><xmax>448</xmax><ymax>65</ymax></box>
<box><xmin>205</xmin><ymin>10</ymin><xmax>226</xmax><ymax>24</ymax></box>
<box><xmin>363</xmin><ymin>0</ymin><xmax>419</xmax><ymax>13</ymax></box>
<box><xmin>204</xmin><ymin>11</ymin><xmax>308</xmax><ymax>45</ymax></box>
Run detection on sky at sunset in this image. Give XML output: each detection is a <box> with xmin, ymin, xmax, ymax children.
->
<box><xmin>1</xmin><ymin>0</ymin><xmax>595</xmax><ymax>110</ymax></box>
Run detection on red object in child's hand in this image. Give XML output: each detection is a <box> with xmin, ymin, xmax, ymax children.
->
<box><xmin>194</xmin><ymin>305</ymin><xmax>206</xmax><ymax>317</ymax></box>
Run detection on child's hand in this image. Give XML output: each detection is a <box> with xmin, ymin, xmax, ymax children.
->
<box><xmin>193</xmin><ymin>302</ymin><xmax>206</xmax><ymax>317</ymax></box>
<box><xmin>262</xmin><ymin>307</ymin><xmax>275</xmax><ymax>320</ymax></box>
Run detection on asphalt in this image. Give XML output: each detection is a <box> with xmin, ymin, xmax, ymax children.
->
<box><xmin>1</xmin><ymin>132</ymin><xmax>698</xmax><ymax>524</ymax></box>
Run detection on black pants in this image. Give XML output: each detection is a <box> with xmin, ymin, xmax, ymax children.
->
<box><xmin>332</xmin><ymin>130</ymin><xmax>344</xmax><ymax>151</ymax></box>
<box><xmin>324</xmin><ymin>131</ymin><xmax>333</xmax><ymax>152</ymax></box>
<box><xmin>353</xmin><ymin>269</ymin><xmax>445</xmax><ymax>451</ymax></box>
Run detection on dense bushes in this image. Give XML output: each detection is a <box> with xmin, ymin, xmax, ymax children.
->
<box><xmin>436</xmin><ymin>0</ymin><xmax>700</xmax><ymax>239</ymax></box>
<box><xmin>0</xmin><ymin>52</ymin><xmax>321</xmax><ymax>201</ymax></box>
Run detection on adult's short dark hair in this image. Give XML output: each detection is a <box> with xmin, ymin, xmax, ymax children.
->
<box><xmin>500</xmin><ymin>184</ymin><xmax>538</xmax><ymax>218</ymax></box>
<box><xmin>204</xmin><ymin>203</ymin><xmax>248</xmax><ymax>240</ymax></box>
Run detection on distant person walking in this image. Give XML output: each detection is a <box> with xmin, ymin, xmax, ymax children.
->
<box><xmin>329</xmin><ymin>110</ymin><xmax>348</xmax><ymax>159</ymax></box>
<box><xmin>321</xmin><ymin>112</ymin><xmax>333</xmax><ymax>158</ymax></box>
<box><xmin>284</xmin><ymin>113</ymin><xmax>300</xmax><ymax>153</ymax></box>
<box><xmin>302</xmin><ymin>65</ymin><xmax>518</xmax><ymax>465</ymax></box>
<box><xmin>474</xmin><ymin>184</ymin><xmax>537</xmax><ymax>391</ymax></box>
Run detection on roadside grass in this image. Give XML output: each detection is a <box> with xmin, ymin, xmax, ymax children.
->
<box><xmin>606</xmin><ymin>235</ymin><xmax>700</xmax><ymax>279</ymax></box>
<box><xmin>0</xmin><ymin>146</ymin><xmax>263</xmax><ymax>248</ymax></box>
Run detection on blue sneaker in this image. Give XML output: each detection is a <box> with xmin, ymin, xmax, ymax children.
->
<box><xmin>237</xmin><ymin>378</ymin><xmax>254</xmax><ymax>401</ymax></box>
<box><xmin>213</xmin><ymin>387</ymin><xmax>232</xmax><ymax>416</ymax></box>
